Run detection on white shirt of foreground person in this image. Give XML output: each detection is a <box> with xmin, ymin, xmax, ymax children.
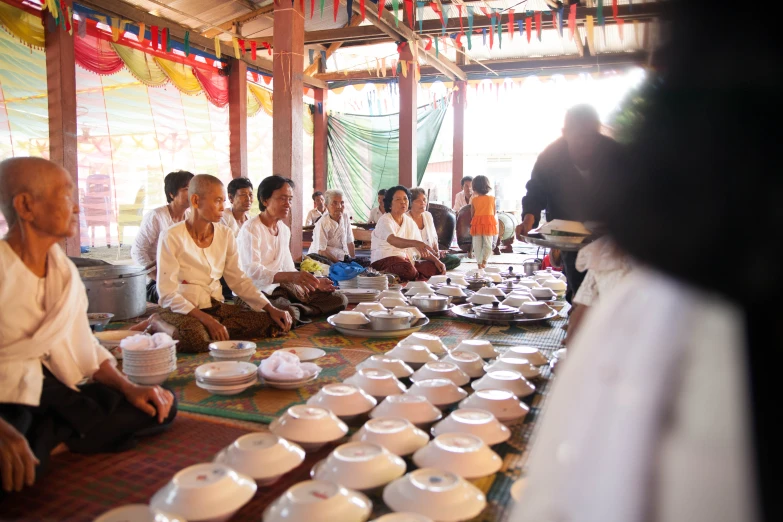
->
<box><xmin>131</xmin><ymin>205</ymin><xmax>179</xmax><ymax>271</ymax></box>
<box><xmin>156</xmin><ymin>221</ymin><xmax>270</xmax><ymax>314</ymax></box>
<box><xmin>370</xmin><ymin>213</ymin><xmax>419</xmax><ymax>264</ymax></box>
<box><xmin>453</xmin><ymin>191</ymin><xmax>472</xmax><ymax>213</ymax></box>
<box><xmin>237</xmin><ymin>216</ymin><xmax>296</xmax><ymax>295</ymax></box>
<box><xmin>310</xmin><ymin>213</ymin><xmax>354</xmax><ymax>261</ymax></box>
<box><xmin>0</xmin><ymin>241</ymin><xmax>114</xmax><ymax>406</ymax></box>
<box><xmin>512</xmin><ymin>269</ymin><xmax>758</xmax><ymax>522</ymax></box>
<box><xmin>219</xmin><ymin>208</ymin><xmax>249</xmax><ymax>237</ymax></box>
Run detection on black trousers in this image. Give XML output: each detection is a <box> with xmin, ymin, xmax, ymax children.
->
<box><xmin>561</xmin><ymin>250</ymin><xmax>586</xmax><ymax>304</ymax></box>
<box><xmin>0</xmin><ymin>368</ymin><xmax>177</xmax><ymax>482</ymax></box>
<box><xmin>145</xmin><ymin>279</ymin><xmax>159</xmax><ymax>304</ymax></box>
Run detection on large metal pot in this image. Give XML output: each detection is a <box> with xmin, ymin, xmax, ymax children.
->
<box><xmin>523</xmin><ymin>258</ymin><xmax>542</xmax><ymax>276</ymax></box>
<box><xmin>77</xmin><ymin>264</ymin><xmax>150</xmax><ymax>320</ymax></box>
<box><xmin>410</xmin><ymin>293</ymin><xmax>451</xmax><ymax>313</ymax></box>
<box><xmin>428</xmin><ymin>203</ymin><xmax>456</xmax><ymax>250</ymax></box>
<box><xmin>368</xmin><ymin>309</ymin><xmax>414</xmax><ymax>330</ymax></box>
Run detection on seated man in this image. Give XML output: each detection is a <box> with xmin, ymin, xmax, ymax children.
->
<box><xmin>237</xmin><ymin>176</ymin><xmax>347</xmax><ymax>323</ymax></box>
<box><xmin>218</xmin><ymin>177</ymin><xmax>253</xmax><ymax>301</ymax></box>
<box><xmin>309</xmin><ymin>189</ymin><xmax>355</xmax><ymax>264</ymax></box>
<box><xmin>368</xmin><ymin>189</ymin><xmax>386</xmax><ymax>223</ymax></box>
<box><xmin>155</xmin><ymin>174</ymin><xmax>292</xmax><ymax>353</ymax></box>
<box><xmin>452</xmin><ymin>176</ymin><xmax>473</xmax><ymax>213</ymax></box>
<box><xmin>305</xmin><ymin>191</ymin><xmax>326</xmax><ymax>226</ymax></box>
<box><xmin>131</xmin><ymin>170</ymin><xmax>194</xmax><ymax>303</ymax></box>
<box><xmin>0</xmin><ymin>158</ymin><xmax>176</xmax><ymax>494</ymax></box>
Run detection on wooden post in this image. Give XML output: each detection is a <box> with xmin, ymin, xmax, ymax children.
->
<box><xmin>46</xmin><ymin>3</ymin><xmax>80</xmax><ymax>257</ymax></box>
<box><xmin>398</xmin><ymin>44</ymin><xmax>417</xmax><ymax>188</ymax></box>
<box><xmin>452</xmin><ymin>48</ymin><xmax>466</xmax><ymax>207</ymax></box>
<box><xmin>313</xmin><ymin>88</ymin><xmax>328</xmax><ymax>192</ymax></box>
<box><xmin>228</xmin><ymin>58</ymin><xmax>248</xmax><ymax>179</ymax></box>
<box><xmin>273</xmin><ymin>0</ymin><xmax>305</xmax><ymax>260</ymax></box>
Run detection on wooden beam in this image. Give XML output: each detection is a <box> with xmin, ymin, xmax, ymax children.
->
<box><xmin>228</xmin><ymin>58</ymin><xmax>248</xmax><ymax>179</ymax></box>
<box><xmin>315</xmin><ymin>52</ymin><xmax>648</xmax><ymax>81</ymax></box>
<box><xmin>304</xmin><ymin>15</ymin><xmax>362</xmax><ymax>76</ymax></box>
<box><xmin>203</xmin><ymin>4</ymin><xmax>276</xmax><ymax>38</ymax></box>
<box><xmin>313</xmin><ymin>89</ymin><xmax>328</xmax><ymax>193</ymax></box>
<box><xmin>399</xmin><ymin>47</ymin><xmax>416</xmax><ymax>188</ymax></box>
<box><xmin>45</xmin><ymin>4</ymin><xmax>80</xmax><ymax>256</ymax></box>
<box><xmin>79</xmin><ymin>0</ymin><xmax>326</xmax><ymax>89</ymax></box>
<box><xmin>452</xmin><ymin>47</ymin><xmax>466</xmax><ymax>206</ymax></box>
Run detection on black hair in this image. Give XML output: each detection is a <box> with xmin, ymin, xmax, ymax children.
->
<box><xmin>312</xmin><ymin>191</ymin><xmax>324</xmax><ymax>200</ymax></box>
<box><xmin>377</xmin><ymin>189</ymin><xmax>387</xmax><ymax>196</ymax></box>
<box><xmin>472</xmin><ymin>175</ymin><xmax>491</xmax><ymax>195</ymax></box>
<box><xmin>227</xmin><ymin>177</ymin><xmax>253</xmax><ymax>198</ymax></box>
<box><xmin>257</xmin><ymin>175</ymin><xmax>295</xmax><ymax>212</ymax></box>
<box><xmin>460</xmin><ymin>176</ymin><xmax>473</xmax><ymax>187</ymax></box>
<box><xmin>164</xmin><ymin>170</ymin><xmax>194</xmax><ymax>203</ymax></box>
<box><xmin>383</xmin><ymin>186</ymin><xmax>411</xmax><ymax>214</ymax></box>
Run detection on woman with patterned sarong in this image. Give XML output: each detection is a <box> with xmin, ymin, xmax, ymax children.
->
<box><xmin>237</xmin><ymin>176</ymin><xmax>347</xmax><ymax>323</ymax></box>
<box><xmin>407</xmin><ymin>188</ymin><xmax>461</xmax><ymax>271</ymax></box>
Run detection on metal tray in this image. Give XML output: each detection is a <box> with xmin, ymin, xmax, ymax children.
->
<box><xmin>450</xmin><ymin>304</ymin><xmax>559</xmax><ymax>325</ymax></box>
<box><xmin>326</xmin><ymin>316</ymin><xmax>430</xmax><ymax>338</ymax></box>
<box><xmin>523</xmin><ymin>235</ymin><xmax>591</xmax><ymax>252</ymax></box>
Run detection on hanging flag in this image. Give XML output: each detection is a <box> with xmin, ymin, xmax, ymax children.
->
<box><xmin>251</xmin><ymin>71</ymin><xmax>258</xmax><ymax>82</ymax></box>
<box><xmin>66</xmin><ymin>6</ymin><xmax>73</xmax><ymax>35</ymax></box>
<box><xmin>321</xmin><ymin>0</ymin><xmax>325</xmax><ymax>18</ymax></box>
<box><xmin>442</xmin><ymin>1</ymin><xmax>449</xmax><ymax>36</ymax></box>
<box><xmin>214</xmin><ymin>36</ymin><xmax>221</xmax><ymax>58</ymax></box>
<box><xmin>346</xmin><ymin>0</ymin><xmax>353</xmax><ymax>23</ymax></box>
<box><xmin>516</xmin><ymin>19</ymin><xmax>524</xmax><ymax>39</ymax></box>
<box><xmin>403</xmin><ymin>0</ymin><xmax>413</xmax><ymax>26</ymax></box>
<box><xmin>308</xmin><ymin>48</ymin><xmax>314</xmax><ymax>64</ymax></box>
<box><xmin>488</xmin><ymin>15</ymin><xmax>494</xmax><ymax>48</ymax></box>
<box><xmin>111</xmin><ymin>17</ymin><xmax>120</xmax><ymax>41</ymax></box>
<box><xmin>418</xmin><ymin>3</ymin><xmax>423</xmax><ymax>32</ymax></box>
<box><xmin>535</xmin><ymin>12</ymin><xmax>541</xmax><ymax>41</ymax></box>
<box><xmin>482</xmin><ymin>27</ymin><xmax>487</xmax><ymax>47</ymax></box>
<box><xmin>496</xmin><ymin>13</ymin><xmax>502</xmax><ymax>48</ymax></box>
<box><xmin>586</xmin><ymin>15</ymin><xmax>595</xmax><ymax>50</ymax></box>
<box><xmin>265</xmin><ymin>42</ymin><xmax>272</xmax><ymax>55</ymax></box>
<box><xmin>612</xmin><ymin>0</ymin><xmax>619</xmax><ymax>19</ymax></box>
<box><xmin>300</xmin><ymin>0</ymin><xmax>305</xmax><ymax>16</ymax></box>
<box><xmin>597</xmin><ymin>0</ymin><xmax>605</xmax><ymax>26</ymax></box>
<box><xmin>424</xmin><ymin>36</ymin><xmax>433</xmax><ymax>50</ymax></box>
<box><xmin>164</xmin><ymin>28</ymin><xmax>171</xmax><ymax>52</ymax></box>
<box><xmin>393</xmin><ymin>0</ymin><xmax>399</xmax><ymax>27</ymax></box>
<box><xmin>78</xmin><ymin>16</ymin><xmax>86</xmax><ymax>38</ymax></box>
<box><xmin>184</xmin><ymin>31</ymin><xmax>190</xmax><ymax>56</ymax></box>
<box><xmin>634</xmin><ymin>20</ymin><xmax>640</xmax><ymax>46</ymax></box>
<box><xmin>151</xmin><ymin>25</ymin><xmax>159</xmax><ymax>50</ymax></box>
<box><xmin>238</xmin><ymin>38</ymin><xmax>245</xmax><ymax>55</ymax></box>
<box><xmin>251</xmin><ymin>41</ymin><xmax>257</xmax><ymax>60</ymax></box>
<box><xmin>137</xmin><ymin>23</ymin><xmax>146</xmax><ymax>44</ymax></box>
<box><xmin>401</xmin><ymin>60</ymin><xmax>408</xmax><ymax>77</ymax></box>
<box><xmin>508</xmin><ymin>9</ymin><xmax>514</xmax><ymax>40</ymax></box>
<box><xmin>525</xmin><ymin>16</ymin><xmax>531</xmax><ymax>43</ymax></box>
<box><xmin>455</xmin><ymin>33</ymin><xmax>463</xmax><ymax>48</ymax></box>
<box><xmin>311</xmin><ymin>0</ymin><xmax>315</xmax><ymax>19</ymax></box>
<box><xmin>558</xmin><ymin>6</ymin><xmax>564</xmax><ymax>36</ymax></box>
<box><xmin>334</xmin><ymin>0</ymin><xmax>339</xmax><ymax>22</ymax></box>
<box><xmin>415</xmin><ymin>63</ymin><xmax>420</xmax><ymax>82</ymax></box>
<box><xmin>382</xmin><ymin>57</ymin><xmax>387</xmax><ymax>77</ymax></box>
<box><xmin>430</xmin><ymin>2</ymin><xmax>444</xmax><ymax>28</ymax></box>
<box><xmin>568</xmin><ymin>4</ymin><xmax>576</xmax><ymax>41</ymax></box>
<box><xmin>232</xmin><ymin>37</ymin><xmax>240</xmax><ymax>58</ymax></box>
<box><xmin>435</xmin><ymin>37</ymin><xmax>439</xmax><ymax>57</ymax></box>
<box><xmin>458</xmin><ymin>5</ymin><xmax>464</xmax><ymax>35</ymax></box>
<box><xmin>359</xmin><ymin>0</ymin><xmax>365</xmax><ymax>20</ymax></box>
<box><xmin>466</xmin><ymin>6</ymin><xmax>474</xmax><ymax>50</ymax></box>
<box><xmin>320</xmin><ymin>49</ymin><xmax>327</xmax><ymax>66</ymax></box>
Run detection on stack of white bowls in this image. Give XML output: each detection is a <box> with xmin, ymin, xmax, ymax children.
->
<box><xmin>121</xmin><ymin>336</ymin><xmax>178</xmax><ymax>386</ymax></box>
<box><xmin>208</xmin><ymin>341</ymin><xmax>257</xmax><ymax>362</ymax></box>
<box><xmin>340</xmin><ymin>277</ymin><xmax>360</xmax><ymax>289</ymax></box>
<box><xmin>195</xmin><ymin>361</ymin><xmax>258</xmax><ymax>396</ymax></box>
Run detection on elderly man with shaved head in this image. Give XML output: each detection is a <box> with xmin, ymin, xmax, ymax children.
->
<box><xmin>154</xmin><ymin>174</ymin><xmax>292</xmax><ymax>353</ymax></box>
<box><xmin>0</xmin><ymin>157</ymin><xmax>176</xmax><ymax>494</ymax></box>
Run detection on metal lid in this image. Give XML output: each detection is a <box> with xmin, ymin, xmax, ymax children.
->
<box><xmin>411</xmin><ymin>293</ymin><xmax>449</xmax><ymax>302</ymax></box>
<box><xmin>369</xmin><ymin>310</ymin><xmax>413</xmax><ymax>319</ymax></box>
<box><xmin>77</xmin><ymin>264</ymin><xmax>150</xmax><ymax>280</ymax></box>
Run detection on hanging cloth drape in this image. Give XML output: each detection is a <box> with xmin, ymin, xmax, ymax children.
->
<box><xmin>327</xmin><ymin>102</ymin><xmax>448</xmax><ymax>221</ymax></box>
<box><xmin>74</xmin><ymin>33</ymin><xmax>124</xmax><ymax>75</ymax></box>
<box><xmin>0</xmin><ymin>1</ymin><xmax>45</xmax><ymax>48</ymax></box>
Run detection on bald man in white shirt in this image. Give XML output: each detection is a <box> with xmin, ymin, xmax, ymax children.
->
<box><xmin>0</xmin><ymin>158</ymin><xmax>176</xmax><ymax>494</ymax></box>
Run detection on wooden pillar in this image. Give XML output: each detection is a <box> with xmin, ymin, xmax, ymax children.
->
<box><xmin>273</xmin><ymin>1</ymin><xmax>305</xmax><ymax>259</ymax></box>
<box><xmin>452</xmin><ymin>48</ymin><xmax>467</xmax><ymax>206</ymax></box>
<box><xmin>398</xmin><ymin>45</ymin><xmax>416</xmax><ymax>188</ymax></box>
<box><xmin>313</xmin><ymin>88</ymin><xmax>328</xmax><ymax>192</ymax></box>
<box><xmin>46</xmin><ymin>3</ymin><xmax>80</xmax><ymax>257</ymax></box>
<box><xmin>228</xmin><ymin>58</ymin><xmax>248</xmax><ymax>179</ymax></box>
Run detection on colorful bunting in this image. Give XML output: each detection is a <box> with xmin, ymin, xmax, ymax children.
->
<box><xmin>321</xmin><ymin>0</ymin><xmax>325</xmax><ymax>18</ymax></box>
<box><xmin>482</xmin><ymin>27</ymin><xmax>487</xmax><ymax>47</ymax></box>
<box><xmin>597</xmin><ymin>0</ymin><xmax>605</xmax><ymax>26</ymax></box>
<box><xmin>525</xmin><ymin>16</ymin><xmax>531</xmax><ymax>43</ymax></box>
<box><xmin>489</xmin><ymin>14</ymin><xmax>494</xmax><ymax>48</ymax></box>
<box><xmin>232</xmin><ymin>37</ymin><xmax>240</xmax><ymax>58</ymax></box>
<box><xmin>458</xmin><ymin>5</ymin><xmax>464</xmax><ymax>34</ymax></box>
<box><xmin>164</xmin><ymin>28</ymin><xmax>171</xmax><ymax>52</ymax></box>
<box><xmin>62</xmin><ymin>1</ymin><xmax>71</xmax><ymax>33</ymax></box>
<box><xmin>392</xmin><ymin>0</ymin><xmax>399</xmax><ymax>27</ymax></box>
<box><xmin>568</xmin><ymin>4</ymin><xmax>576</xmax><ymax>41</ymax></box>
<box><xmin>311</xmin><ymin>0</ymin><xmax>315</xmax><ymax>19</ymax></box>
<box><xmin>238</xmin><ymin>38</ymin><xmax>245</xmax><ymax>55</ymax></box>
<box><xmin>424</xmin><ymin>36</ymin><xmax>433</xmax><ymax>50</ymax></box>
<box><xmin>517</xmin><ymin>19</ymin><xmax>524</xmax><ymax>39</ymax></box>
<box><xmin>430</xmin><ymin>2</ymin><xmax>444</xmax><ymax>28</ymax></box>
<box><xmin>466</xmin><ymin>6</ymin><xmax>473</xmax><ymax>50</ymax></box>
<box><xmin>441</xmin><ymin>1</ymin><xmax>449</xmax><ymax>36</ymax></box>
<box><xmin>508</xmin><ymin>9</ymin><xmax>514</xmax><ymax>40</ymax></box>
<box><xmin>346</xmin><ymin>0</ymin><xmax>353</xmax><ymax>23</ymax></box>
<box><xmin>251</xmin><ymin>41</ymin><xmax>257</xmax><ymax>60</ymax></box>
<box><xmin>359</xmin><ymin>0</ymin><xmax>365</xmax><ymax>20</ymax></box>
<box><xmin>418</xmin><ymin>3</ymin><xmax>424</xmax><ymax>31</ymax></box>
<box><xmin>334</xmin><ymin>0</ymin><xmax>339</xmax><ymax>22</ymax></box>
<box><xmin>586</xmin><ymin>15</ymin><xmax>595</xmax><ymax>50</ymax></box>
<box><xmin>496</xmin><ymin>12</ymin><xmax>502</xmax><ymax>48</ymax></box>
<box><xmin>137</xmin><ymin>23</ymin><xmax>145</xmax><ymax>44</ymax></box>
<box><xmin>151</xmin><ymin>25</ymin><xmax>159</xmax><ymax>50</ymax></box>
<box><xmin>403</xmin><ymin>0</ymin><xmax>413</xmax><ymax>26</ymax></box>
<box><xmin>535</xmin><ymin>12</ymin><xmax>541</xmax><ymax>41</ymax></box>
<box><xmin>558</xmin><ymin>6</ymin><xmax>564</xmax><ymax>36</ymax></box>
<box><xmin>184</xmin><ymin>31</ymin><xmax>190</xmax><ymax>56</ymax></box>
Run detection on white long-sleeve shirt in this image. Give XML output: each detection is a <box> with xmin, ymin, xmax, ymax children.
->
<box><xmin>237</xmin><ymin>216</ymin><xmax>296</xmax><ymax>295</ymax></box>
<box><xmin>370</xmin><ymin>213</ymin><xmax>419</xmax><ymax>264</ymax></box>
<box><xmin>305</xmin><ymin>208</ymin><xmax>325</xmax><ymax>226</ymax></box>
<box><xmin>131</xmin><ymin>206</ymin><xmax>181</xmax><ymax>276</ymax></box>
<box><xmin>453</xmin><ymin>191</ymin><xmax>472</xmax><ymax>213</ymax></box>
<box><xmin>309</xmin><ymin>213</ymin><xmax>354</xmax><ymax>261</ymax></box>
<box><xmin>156</xmin><ymin>221</ymin><xmax>269</xmax><ymax>314</ymax></box>
<box><xmin>219</xmin><ymin>208</ymin><xmax>249</xmax><ymax>237</ymax></box>
<box><xmin>409</xmin><ymin>211</ymin><xmax>439</xmax><ymax>251</ymax></box>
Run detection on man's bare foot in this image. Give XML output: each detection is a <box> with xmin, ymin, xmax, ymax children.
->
<box><xmin>129</xmin><ymin>313</ymin><xmax>178</xmax><ymax>339</ymax></box>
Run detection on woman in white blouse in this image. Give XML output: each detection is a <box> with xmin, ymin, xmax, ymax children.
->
<box><xmin>370</xmin><ymin>186</ymin><xmax>443</xmax><ymax>281</ymax></box>
<box><xmin>407</xmin><ymin>188</ymin><xmax>461</xmax><ymax>271</ymax></box>
<box><xmin>237</xmin><ymin>176</ymin><xmax>347</xmax><ymax>321</ymax></box>
<box><xmin>131</xmin><ymin>170</ymin><xmax>193</xmax><ymax>303</ymax></box>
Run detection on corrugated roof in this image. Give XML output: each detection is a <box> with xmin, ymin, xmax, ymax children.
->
<box><xmin>124</xmin><ymin>0</ymin><xmax>266</xmax><ymax>34</ymax></box>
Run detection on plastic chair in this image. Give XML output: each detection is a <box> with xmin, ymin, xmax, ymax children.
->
<box><xmin>117</xmin><ymin>186</ymin><xmax>146</xmax><ymax>246</ymax></box>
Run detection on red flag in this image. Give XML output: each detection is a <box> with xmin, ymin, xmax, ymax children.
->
<box><xmin>263</xmin><ymin>75</ymin><xmax>271</xmax><ymax>85</ymax></box>
<box><xmin>489</xmin><ymin>14</ymin><xmax>494</xmax><ymax>48</ymax></box>
<box><xmin>508</xmin><ymin>9</ymin><xmax>514</xmax><ymax>40</ymax></box>
<box><xmin>458</xmin><ymin>5</ymin><xmax>464</xmax><ymax>33</ymax></box>
<box><xmin>568</xmin><ymin>4</ymin><xmax>576</xmax><ymax>41</ymax></box>
<box><xmin>334</xmin><ymin>0</ymin><xmax>339</xmax><ymax>22</ymax></box>
<box><xmin>251</xmin><ymin>71</ymin><xmax>258</xmax><ymax>82</ymax></box>
<box><xmin>360</xmin><ymin>0</ymin><xmax>365</xmax><ymax>20</ymax></box>
<box><xmin>525</xmin><ymin>17</ymin><xmax>531</xmax><ymax>43</ymax></box>
<box><xmin>456</xmin><ymin>33</ymin><xmax>463</xmax><ymax>48</ymax></box>
<box><xmin>612</xmin><ymin>0</ymin><xmax>619</xmax><ymax>19</ymax></box>
<box><xmin>424</xmin><ymin>37</ymin><xmax>433</xmax><ymax>51</ymax></box>
<box><xmin>151</xmin><ymin>25</ymin><xmax>158</xmax><ymax>49</ymax></box>
<box><xmin>251</xmin><ymin>41</ymin><xmax>257</xmax><ymax>60</ymax></box>
<box><xmin>397</xmin><ymin>41</ymin><xmax>408</xmax><ymax>53</ymax></box>
<box><xmin>430</xmin><ymin>3</ymin><xmax>444</xmax><ymax>27</ymax></box>
<box><xmin>535</xmin><ymin>12</ymin><xmax>541</xmax><ymax>41</ymax></box>
<box><xmin>403</xmin><ymin>0</ymin><xmax>413</xmax><ymax>26</ymax></box>
<box><xmin>480</xmin><ymin>7</ymin><xmax>491</xmax><ymax>17</ymax></box>
<box><xmin>238</xmin><ymin>38</ymin><xmax>245</xmax><ymax>55</ymax></box>
<box><xmin>311</xmin><ymin>0</ymin><xmax>315</xmax><ymax>18</ymax></box>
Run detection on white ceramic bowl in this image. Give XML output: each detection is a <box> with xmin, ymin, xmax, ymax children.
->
<box><xmin>410</xmin><ymin>362</ymin><xmax>470</xmax><ymax>387</ymax></box>
<box><xmin>355</xmin><ymin>302</ymin><xmax>388</xmax><ymax>315</ymax></box>
<box><xmin>371</xmin><ymin>514</ymin><xmax>434</xmax><ymax>522</ymax></box>
<box><xmin>471</xmin><ymin>370</ymin><xmax>536</xmax><ymax>398</ymax></box>
<box><xmin>485</xmin><ymin>357</ymin><xmax>542</xmax><ymax>379</ymax></box>
<box><xmin>487</xmin><ymin>274</ymin><xmax>502</xmax><ymax>283</ymax></box>
<box><xmin>413</xmin><ymin>433</ymin><xmax>501</xmax><ymax>480</ymax></box>
<box><xmin>436</xmin><ymin>286</ymin><xmax>466</xmax><ymax>298</ymax></box>
<box><xmin>150</xmin><ymin>463</ymin><xmax>257</xmax><ymax>522</ymax></box>
<box><xmin>380</xmin><ymin>290</ymin><xmax>408</xmax><ymax>301</ymax></box>
<box><xmin>501</xmin><ymin>346</ymin><xmax>548</xmax><ymax>366</ymax></box>
<box><xmin>543</xmin><ymin>278</ymin><xmax>567</xmax><ymax>296</ymax></box>
<box><xmin>530</xmin><ymin>287</ymin><xmax>556</xmax><ymax>300</ymax></box>
<box><xmin>383</xmin><ymin>469</ymin><xmax>486</xmax><ymax>522</ymax></box>
<box><xmin>431</xmin><ymin>409</ymin><xmax>510</xmax><ymax>446</ymax></box>
<box><xmin>393</xmin><ymin>306</ymin><xmax>427</xmax><ymax>320</ymax></box>
<box><xmin>453</xmin><ymin>340</ymin><xmax>499</xmax><ymax>360</ymax></box>
<box><xmin>466</xmin><ymin>294</ymin><xmax>497</xmax><ymax>305</ymax></box>
<box><xmin>94</xmin><ymin>505</ymin><xmax>184</xmax><ymax>522</ymax></box>
<box><xmin>399</xmin><ymin>333</ymin><xmax>448</xmax><ymax>356</ymax></box>
<box><xmin>501</xmin><ymin>295</ymin><xmax>534</xmax><ymax>307</ymax></box>
<box><xmin>459</xmin><ymin>389</ymin><xmax>530</xmax><ymax>425</ymax></box>
<box><xmin>334</xmin><ymin>311</ymin><xmax>371</xmax><ymax>326</ymax></box>
<box><xmin>384</xmin><ymin>344</ymin><xmax>438</xmax><ymax>369</ymax></box>
<box><xmin>370</xmin><ymin>395</ymin><xmax>443</xmax><ymax>428</ymax></box>
<box><xmin>311</xmin><ymin>442</ymin><xmax>406</xmax><ymax>491</ymax></box>
<box><xmin>405</xmin><ymin>281</ymin><xmax>433</xmax><ymax>291</ymax></box>
<box><xmin>483</xmin><ymin>266</ymin><xmax>502</xmax><ymax>274</ymax></box>
<box><xmin>214</xmin><ymin>433</ymin><xmax>305</xmax><ymax>485</ymax></box>
<box><xmin>269</xmin><ymin>405</ymin><xmax>349</xmax><ymax>451</ymax></box>
<box><xmin>405</xmin><ymin>379</ymin><xmax>468</xmax><ymax>409</ymax></box>
<box><xmin>357</xmin><ymin>355</ymin><xmax>414</xmax><ymax>379</ymax></box>
<box><xmin>520</xmin><ymin>302</ymin><xmax>551</xmax><ymax>318</ymax></box>
<box><xmin>516</xmin><ymin>278</ymin><xmax>539</xmax><ymax>288</ymax></box>
<box><xmin>380</xmin><ymin>297</ymin><xmax>409</xmax><ymax>308</ymax></box>
<box><xmin>127</xmin><ymin>372</ymin><xmax>173</xmax><ymax>386</ymax></box>
<box><xmin>307</xmin><ymin>384</ymin><xmax>378</xmax><ymax>420</ymax></box>
<box><xmin>476</xmin><ymin>287</ymin><xmax>506</xmax><ymax>297</ymax></box>
<box><xmin>427</xmin><ymin>275</ymin><xmax>449</xmax><ymax>285</ymax></box>
<box><xmin>263</xmin><ymin>480</ymin><xmax>372</xmax><ymax>522</ymax></box>
<box><xmin>446</xmin><ymin>276</ymin><xmax>469</xmax><ymax>287</ymax></box>
<box><xmin>351</xmin><ymin>417</ymin><xmax>430</xmax><ymax>457</ymax></box>
<box><xmin>440</xmin><ymin>351</ymin><xmax>486</xmax><ymax>379</ymax></box>
<box><xmin>344</xmin><ymin>368</ymin><xmax>407</xmax><ymax>399</ymax></box>
<box><xmin>94</xmin><ymin>329</ymin><xmax>137</xmax><ymax>350</ymax></box>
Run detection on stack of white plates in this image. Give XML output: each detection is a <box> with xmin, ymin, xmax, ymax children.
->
<box><xmin>338</xmin><ymin>289</ymin><xmax>381</xmax><ymax>304</ymax></box>
<box><xmin>195</xmin><ymin>361</ymin><xmax>258</xmax><ymax>396</ymax></box>
<box><xmin>358</xmin><ymin>275</ymin><xmax>389</xmax><ymax>291</ymax></box>
<box><xmin>260</xmin><ymin>365</ymin><xmax>321</xmax><ymax>390</ymax></box>
<box><xmin>339</xmin><ymin>277</ymin><xmax>359</xmax><ymax>289</ymax></box>
<box><xmin>122</xmin><ymin>344</ymin><xmax>177</xmax><ymax>385</ymax></box>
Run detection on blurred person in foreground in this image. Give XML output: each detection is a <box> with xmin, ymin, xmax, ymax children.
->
<box><xmin>512</xmin><ymin>2</ymin><xmax>782</xmax><ymax>521</ymax></box>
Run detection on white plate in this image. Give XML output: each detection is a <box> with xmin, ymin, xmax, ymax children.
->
<box><xmin>327</xmin><ymin>316</ymin><xmax>430</xmax><ymax>338</ymax></box>
<box><xmin>264</xmin><ymin>374</ymin><xmax>318</xmax><ymax>390</ymax></box>
<box><xmin>197</xmin><ymin>380</ymin><xmax>257</xmax><ymax>396</ymax></box>
<box><xmin>275</xmin><ymin>347</ymin><xmax>327</xmax><ymax>362</ymax></box>
<box><xmin>195</xmin><ymin>361</ymin><xmax>258</xmax><ymax>381</ymax></box>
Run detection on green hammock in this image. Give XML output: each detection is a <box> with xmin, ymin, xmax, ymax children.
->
<box><xmin>327</xmin><ymin>102</ymin><xmax>448</xmax><ymax>222</ymax></box>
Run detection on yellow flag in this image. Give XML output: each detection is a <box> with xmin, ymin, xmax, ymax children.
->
<box><xmin>414</xmin><ymin>63</ymin><xmax>420</xmax><ymax>82</ymax></box>
<box><xmin>586</xmin><ymin>15</ymin><xmax>595</xmax><ymax>51</ymax></box>
<box><xmin>232</xmin><ymin>37</ymin><xmax>241</xmax><ymax>59</ymax></box>
<box><xmin>401</xmin><ymin>60</ymin><xmax>408</xmax><ymax>78</ymax></box>
<box><xmin>138</xmin><ymin>23</ymin><xmax>146</xmax><ymax>44</ymax></box>
<box><xmin>633</xmin><ymin>20</ymin><xmax>640</xmax><ymax>47</ymax></box>
<box><xmin>381</xmin><ymin>58</ymin><xmax>387</xmax><ymax>77</ymax></box>
<box><xmin>215</xmin><ymin>36</ymin><xmax>222</xmax><ymax>58</ymax></box>
<box><xmin>49</xmin><ymin>0</ymin><xmax>60</xmax><ymax>18</ymax></box>
<box><xmin>111</xmin><ymin>18</ymin><xmax>120</xmax><ymax>41</ymax></box>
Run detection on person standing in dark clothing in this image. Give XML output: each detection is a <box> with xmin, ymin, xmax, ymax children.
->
<box><xmin>516</xmin><ymin>104</ymin><xmax>623</xmax><ymax>300</ymax></box>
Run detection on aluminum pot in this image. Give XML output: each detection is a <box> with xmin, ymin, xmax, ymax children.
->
<box><xmin>410</xmin><ymin>293</ymin><xmax>451</xmax><ymax>313</ymax></box>
<box><xmin>78</xmin><ymin>264</ymin><xmax>150</xmax><ymax>320</ymax></box>
<box><xmin>522</xmin><ymin>258</ymin><xmax>542</xmax><ymax>276</ymax></box>
<box><xmin>367</xmin><ymin>309</ymin><xmax>414</xmax><ymax>330</ymax></box>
